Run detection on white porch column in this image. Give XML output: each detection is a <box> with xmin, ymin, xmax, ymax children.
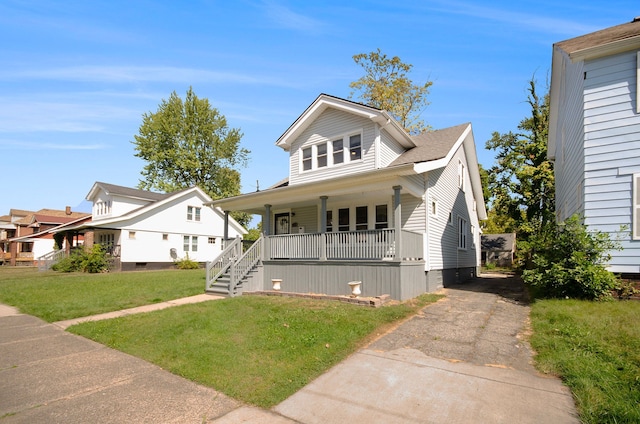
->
<box><xmin>393</xmin><ymin>185</ymin><xmax>403</xmax><ymax>261</ymax></box>
<box><xmin>320</xmin><ymin>196</ymin><xmax>328</xmax><ymax>261</ymax></box>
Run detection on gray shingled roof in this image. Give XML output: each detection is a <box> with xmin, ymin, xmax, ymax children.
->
<box><xmin>390</xmin><ymin>123</ymin><xmax>470</xmax><ymax>166</ymax></box>
<box><xmin>95</xmin><ymin>182</ymin><xmax>172</xmax><ymax>202</ymax></box>
<box><xmin>556</xmin><ymin>18</ymin><xmax>640</xmax><ymax>54</ymax></box>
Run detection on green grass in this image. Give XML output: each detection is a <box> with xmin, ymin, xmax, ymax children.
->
<box><xmin>530</xmin><ymin>299</ymin><xmax>640</xmax><ymax>423</ymax></box>
<box><xmin>69</xmin><ymin>294</ymin><xmax>442</xmax><ymax>408</ymax></box>
<box><xmin>0</xmin><ymin>267</ymin><xmax>205</xmax><ymax>322</ymax></box>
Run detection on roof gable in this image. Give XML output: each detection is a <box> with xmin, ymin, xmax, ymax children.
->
<box><xmin>275</xmin><ymin>94</ymin><xmax>415</xmax><ymax>151</ymax></box>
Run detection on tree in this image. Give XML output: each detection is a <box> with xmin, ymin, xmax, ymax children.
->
<box><xmin>349</xmin><ymin>48</ymin><xmax>432</xmax><ymax>134</ymax></box>
<box><xmin>485</xmin><ymin>78</ymin><xmax>555</xmax><ymax>252</ymax></box>
<box><xmin>133</xmin><ymin>87</ymin><xmax>251</xmax><ymax>226</ymax></box>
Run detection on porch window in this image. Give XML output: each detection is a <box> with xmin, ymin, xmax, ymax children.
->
<box><xmin>98</xmin><ymin>233</ymin><xmax>115</xmax><ymax>250</ymax></box>
<box><xmin>317</xmin><ymin>143</ymin><xmax>327</xmax><ymax>168</ymax></box>
<box><xmin>375</xmin><ymin>204</ymin><xmax>388</xmax><ymax>229</ymax></box>
<box><xmin>326</xmin><ymin>210</ymin><xmax>333</xmax><ymax>232</ymax></box>
<box><xmin>333</xmin><ymin>139</ymin><xmax>344</xmax><ymax>164</ymax></box>
<box><xmin>20</xmin><ymin>242</ymin><xmax>33</xmax><ymax>253</ymax></box>
<box><xmin>187</xmin><ymin>206</ymin><xmax>201</xmax><ymax>221</ymax></box>
<box><xmin>338</xmin><ymin>208</ymin><xmax>350</xmax><ymax>232</ymax></box>
<box><xmin>458</xmin><ymin>217</ymin><xmax>467</xmax><ymax>249</ymax></box>
<box><xmin>350</xmin><ymin>134</ymin><xmax>362</xmax><ymax>161</ymax></box>
<box><xmin>302</xmin><ymin>147</ymin><xmax>312</xmax><ymax>171</ymax></box>
<box><xmin>356</xmin><ymin>206</ymin><xmax>368</xmax><ymax>231</ymax></box>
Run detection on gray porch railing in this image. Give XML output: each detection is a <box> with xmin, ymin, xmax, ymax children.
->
<box><xmin>266</xmin><ymin>229</ymin><xmax>423</xmax><ymax>261</ymax></box>
<box><xmin>37</xmin><ymin>249</ymin><xmax>67</xmax><ymax>271</ymax></box>
<box><xmin>206</xmin><ymin>237</ymin><xmax>242</xmax><ymax>291</ymax></box>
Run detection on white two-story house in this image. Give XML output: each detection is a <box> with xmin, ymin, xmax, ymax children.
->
<box><xmin>62</xmin><ymin>182</ymin><xmax>246</xmax><ymax>271</ymax></box>
<box><xmin>549</xmin><ymin>18</ymin><xmax>640</xmax><ymax>277</ymax></box>
<box><xmin>206</xmin><ymin>94</ymin><xmax>486</xmax><ymax>300</ymax></box>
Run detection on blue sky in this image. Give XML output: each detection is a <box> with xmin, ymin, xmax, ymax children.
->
<box><xmin>1</xmin><ymin>0</ymin><xmax>637</xmax><ymax>221</ymax></box>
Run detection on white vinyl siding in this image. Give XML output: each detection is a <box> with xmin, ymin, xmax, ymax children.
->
<box><xmin>378</xmin><ymin>128</ymin><xmax>406</xmax><ymax>167</ymax></box>
<box><xmin>553</xmin><ymin>52</ymin><xmax>585</xmax><ymax>222</ymax></box>
<box><xmin>289</xmin><ymin>108</ymin><xmax>376</xmax><ymax>185</ymax></box>
<box><xmin>634</xmin><ymin>174</ymin><xmax>640</xmax><ymax>240</ymax></box>
<box><xmin>427</xmin><ymin>146</ymin><xmax>479</xmax><ymax>270</ymax></box>
<box><xmin>581</xmin><ymin>50</ymin><xmax>640</xmax><ymax>272</ymax></box>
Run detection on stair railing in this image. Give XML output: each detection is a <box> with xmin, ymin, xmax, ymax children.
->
<box><xmin>205</xmin><ymin>237</ymin><xmax>242</xmax><ymax>291</ymax></box>
<box><xmin>229</xmin><ymin>236</ymin><xmax>263</xmax><ymax>296</ymax></box>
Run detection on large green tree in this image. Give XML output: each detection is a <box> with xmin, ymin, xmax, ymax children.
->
<box><xmin>133</xmin><ymin>87</ymin><xmax>250</xmax><ymax>225</ymax></box>
<box><xmin>349</xmin><ymin>48</ymin><xmax>432</xmax><ymax>134</ymax></box>
<box><xmin>485</xmin><ymin>79</ymin><xmax>555</xmax><ymax>248</ymax></box>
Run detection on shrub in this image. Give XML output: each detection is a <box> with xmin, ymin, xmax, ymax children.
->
<box><xmin>522</xmin><ymin>215</ymin><xmax>621</xmax><ymax>300</ymax></box>
<box><xmin>52</xmin><ymin>245</ymin><xmax>108</xmax><ymax>273</ymax></box>
<box><xmin>174</xmin><ymin>255</ymin><xmax>200</xmax><ymax>270</ymax></box>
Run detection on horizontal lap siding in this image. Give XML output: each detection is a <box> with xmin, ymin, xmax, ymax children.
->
<box><xmin>289</xmin><ymin>109</ymin><xmax>376</xmax><ymax>185</ymax></box>
<box><xmin>583</xmin><ymin>51</ymin><xmax>640</xmax><ymax>273</ymax></box>
<box><xmin>291</xmin><ymin>205</ymin><xmax>318</xmax><ymax>234</ymax></box>
<box><xmin>379</xmin><ymin>128</ymin><xmax>406</xmax><ymax>167</ymax></box>
<box><xmin>554</xmin><ymin>54</ymin><xmax>585</xmax><ymax>222</ymax></box>
<box><xmin>427</xmin><ymin>146</ymin><xmax>479</xmax><ymax>270</ymax></box>
<box><xmin>262</xmin><ymin>260</ymin><xmax>427</xmax><ymax>300</ymax></box>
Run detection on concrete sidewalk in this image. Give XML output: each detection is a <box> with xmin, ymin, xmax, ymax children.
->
<box><xmin>1</xmin><ymin>274</ymin><xmax>579</xmax><ymax>423</ymax></box>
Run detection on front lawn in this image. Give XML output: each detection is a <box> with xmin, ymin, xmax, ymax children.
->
<box><xmin>530</xmin><ymin>299</ymin><xmax>640</xmax><ymax>424</ymax></box>
<box><xmin>69</xmin><ymin>294</ymin><xmax>442</xmax><ymax>408</ymax></box>
<box><xmin>0</xmin><ymin>267</ymin><xmax>205</xmax><ymax>322</ymax></box>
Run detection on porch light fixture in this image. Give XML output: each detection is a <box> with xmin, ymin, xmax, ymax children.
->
<box><xmin>348</xmin><ymin>281</ymin><xmax>362</xmax><ymax>297</ymax></box>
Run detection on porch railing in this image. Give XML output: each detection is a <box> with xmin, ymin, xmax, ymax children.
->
<box><xmin>37</xmin><ymin>249</ymin><xmax>67</xmax><ymax>271</ymax></box>
<box><xmin>265</xmin><ymin>229</ymin><xmax>423</xmax><ymax>261</ymax></box>
<box><xmin>230</xmin><ymin>236</ymin><xmax>263</xmax><ymax>293</ymax></box>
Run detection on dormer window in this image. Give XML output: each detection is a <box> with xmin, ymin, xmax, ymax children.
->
<box><xmin>333</xmin><ymin>139</ymin><xmax>344</xmax><ymax>164</ymax></box>
<box><xmin>317</xmin><ymin>143</ymin><xmax>327</xmax><ymax>168</ymax></box>
<box><xmin>302</xmin><ymin>147</ymin><xmax>312</xmax><ymax>171</ymax></box>
<box><xmin>300</xmin><ymin>130</ymin><xmax>363</xmax><ymax>173</ymax></box>
<box><xmin>349</xmin><ymin>134</ymin><xmax>362</xmax><ymax>161</ymax></box>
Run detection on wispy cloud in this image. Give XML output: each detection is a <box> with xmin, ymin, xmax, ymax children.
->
<box><xmin>421</xmin><ymin>1</ymin><xmax>599</xmax><ymax>36</ymax></box>
<box><xmin>260</xmin><ymin>0</ymin><xmax>327</xmax><ymax>33</ymax></box>
<box><xmin>0</xmin><ymin>139</ymin><xmax>107</xmax><ymax>150</ymax></box>
<box><xmin>0</xmin><ymin>65</ymin><xmax>305</xmax><ymax>88</ymax></box>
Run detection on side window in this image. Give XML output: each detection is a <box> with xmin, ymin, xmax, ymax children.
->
<box><xmin>458</xmin><ymin>217</ymin><xmax>467</xmax><ymax>249</ymax></box>
<box><xmin>375</xmin><ymin>204</ymin><xmax>388</xmax><ymax>229</ymax></box>
<box><xmin>333</xmin><ymin>139</ymin><xmax>344</xmax><ymax>164</ymax></box>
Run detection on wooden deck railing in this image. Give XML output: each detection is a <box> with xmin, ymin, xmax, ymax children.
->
<box><xmin>265</xmin><ymin>229</ymin><xmax>423</xmax><ymax>261</ymax></box>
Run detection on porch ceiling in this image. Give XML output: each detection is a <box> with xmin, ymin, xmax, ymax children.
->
<box><xmin>207</xmin><ymin>164</ymin><xmax>420</xmax><ymax>214</ymax></box>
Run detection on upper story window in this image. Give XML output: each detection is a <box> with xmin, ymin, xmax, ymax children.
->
<box><xmin>349</xmin><ymin>134</ymin><xmax>362</xmax><ymax>161</ymax></box>
<box><xmin>187</xmin><ymin>206</ymin><xmax>201</xmax><ymax>221</ymax></box>
<box><xmin>333</xmin><ymin>139</ymin><xmax>344</xmax><ymax>164</ymax></box>
<box><xmin>95</xmin><ymin>200</ymin><xmax>112</xmax><ymax>216</ymax></box>
<box><xmin>300</xmin><ymin>130</ymin><xmax>362</xmax><ymax>172</ymax></box>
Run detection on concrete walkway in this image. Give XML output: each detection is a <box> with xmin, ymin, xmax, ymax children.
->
<box><xmin>0</xmin><ymin>274</ymin><xmax>579</xmax><ymax>423</ymax></box>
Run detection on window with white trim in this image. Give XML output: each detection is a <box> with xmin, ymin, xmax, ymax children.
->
<box><xmin>458</xmin><ymin>160</ymin><xmax>465</xmax><ymax>191</ymax></box>
<box><xmin>431</xmin><ymin>199</ymin><xmax>438</xmax><ymax>217</ymax></box>
<box><xmin>634</xmin><ymin>173</ymin><xmax>640</xmax><ymax>240</ymax></box>
<box><xmin>458</xmin><ymin>217</ymin><xmax>467</xmax><ymax>249</ymax></box>
<box><xmin>183</xmin><ymin>235</ymin><xmax>198</xmax><ymax>252</ymax></box>
<box><xmin>187</xmin><ymin>206</ymin><xmax>201</xmax><ymax>221</ymax></box>
<box><xmin>375</xmin><ymin>204</ymin><xmax>388</xmax><ymax>229</ymax></box>
<box><xmin>300</xmin><ymin>131</ymin><xmax>362</xmax><ymax>172</ymax></box>
<box><xmin>356</xmin><ymin>206</ymin><xmax>368</xmax><ymax>231</ymax></box>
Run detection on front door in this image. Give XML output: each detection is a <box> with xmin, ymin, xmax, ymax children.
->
<box><xmin>275</xmin><ymin>213</ymin><xmax>290</xmax><ymax>235</ymax></box>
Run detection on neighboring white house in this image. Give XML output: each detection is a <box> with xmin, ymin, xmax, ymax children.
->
<box><xmin>549</xmin><ymin>18</ymin><xmax>640</xmax><ymax>277</ymax></box>
<box><xmin>63</xmin><ymin>182</ymin><xmax>246</xmax><ymax>271</ymax></box>
<box><xmin>205</xmin><ymin>94</ymin><xmax>487</xmax><ymax>300</ymax></box>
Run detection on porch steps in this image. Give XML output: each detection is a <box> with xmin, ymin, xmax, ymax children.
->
<box><xmin>206</xmin><ymin>274</ymin><xmax>242</xmax><ymax>297</ymax></box>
